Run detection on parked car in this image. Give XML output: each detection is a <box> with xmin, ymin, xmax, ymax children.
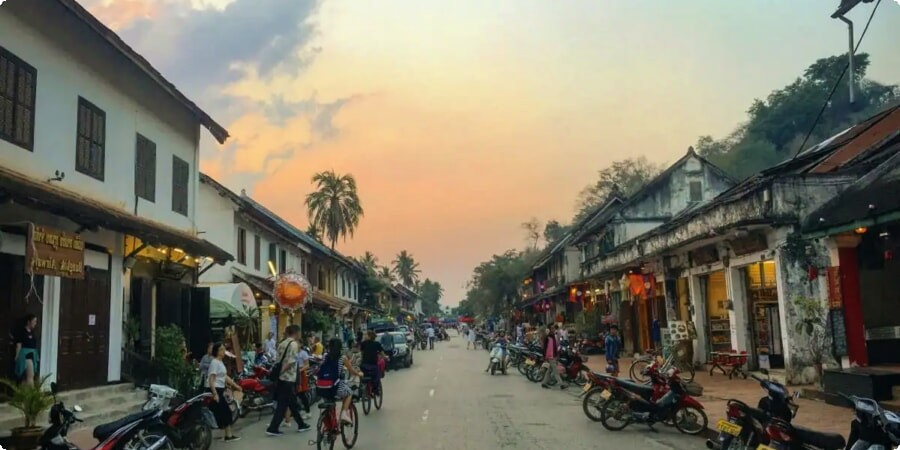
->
<box><xmin>398</xmin><ymin>325</ymin><xmax>414</xmax><ymax>345</ymax></box>
<box><xmin>377</xmin><ymin>331</ymin><xmax>413</xmax><ymax>369</ymax></box>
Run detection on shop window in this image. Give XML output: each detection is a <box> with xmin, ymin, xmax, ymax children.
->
<box><xmin>75</xmin><ymin>97</ymin><xmax>105</xmax><ymax>181</ymax></box>
<box><xmin>279</xmin><ymin>249</ymin><xmax>286</xmax><ymax>274</ymax></box>
<box><xmin>0</xmin><ymin>47</ymin><xmax>36</xmax><ymax>150</ymax></box>
<box><xmin>253</xmin><ymin>235</ymin><xmax>261</xmax><ymax>270</ymax></box>
<box><xmin>134</xmin><ymin>134</ymin><xmax>156</xmax><ymax>202</ymax></box>
<box><xmin>171</xmin><ymin>156</ymin><xmax>189</xmax><ymax>215</ymax></box>
<box><xmin>704</xmin><ymin>270</ymin><xmax>732</xmax><ymax>352</ymax></box>
<box><xmin>237</xmin><ymin>227</ymin><xmax>247</xmax><ymax>264</ymax></box>
<box><xmin>268</xmin><ymin>243</ymin><xmax>277</xmax><ymax>268</ymax></box>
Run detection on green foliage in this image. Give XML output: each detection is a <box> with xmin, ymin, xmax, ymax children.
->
<box><xmin>793</xmin><ymin>296</ymin><xmax>826</xmax><ymax>337</ymax></box>
<box><xmin>543</xmin><ymin>220</ymin><xmax>571</xmax><ymax>248</ymax></box>
<box><xmin>305</xmin><ymin>170</ymin><xmax>364</xmax><ymax>249</ymax></box>
<box><xmin>123</xmin><ymin>316</ymin><xmax>140</xmax><ymax>352</ymax></box>
<box><xmin>0</xmin><ymin>375</ymin><xmax>54</xmax><ymax>428</ymax></box>
<box><xmin>302</xmin><ymin>309</ymin><xmax>332</xmax><ymax>333</ymax></box>
<box><xmin>358</xmin><ymin>252</ymin><xmax>378</xmax><ymax>274</ymax></box>
<box><xmin>392</xmin><ymin>250</ymin><xmax>421</xmax><ymax>287</ymax></box>
<box><xmin>463</xmin><ymin>250</ymin><xmax>534</xmax><ymax>318</ymax></box>
<box><xmin>697</xmin><ymin>52</ymin><xmax>900</xmax><ymax>179</ymax></box>
<box><xmin>233</xmin><ymin>306</ymin><xmax>261</xmax><ymax>348</ymax></box>
<box><xmin>417</xmin><ymin>279</ymin><xmax>444</xmax><ymax>316</ymax></box>
<box><xmin>153</xmin><ymin>325</ymin><xmax>195</xmax><ymax>395</ymax></box>
<box><xmin>575</xmin><ymin>157</ymin><xmax>663</xmax><ymax>221</ymax></box>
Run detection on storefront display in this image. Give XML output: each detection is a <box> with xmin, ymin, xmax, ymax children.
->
<box><xmin>744</xmin><ymin>261</ymin><xmax>784</xmax><ymax>368</ymax></box>
<box><xmin>702</xmin><ymin>270</ymin><xmax>732</xmax><ymax>353</ymax></box>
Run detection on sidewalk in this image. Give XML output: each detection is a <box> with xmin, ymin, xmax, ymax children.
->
<box><xmin>585</xmin><ymin>357</ymin><xmax>850</xmax><ymax>439</ymax></box>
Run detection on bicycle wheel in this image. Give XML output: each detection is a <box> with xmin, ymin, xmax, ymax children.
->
<box><xmin>316</xmin><ymin>413</ymin><xmax>335</xmax><ymax>450</ymax></box>
<box><xmin>341</xmin><ymin>403</ymin><xmax>359</xmax><ymax>449</ymax></box>
<box><xmin>361</xmin><ymin>387</ymin><xmax>371</xmax><ymax>415</ymax></box>
<box><xmin>675</xmin><ymin>360</ymin><xmax>696</xmax><ymax>382</ymax></box>
<box><xmin>629</xmin><ymin>358</ymin><xmax>651</xmax><ymax>384</ymax></box>
<box><xmin>374</xmin><ymin>384</ymin><xmax>383</xmax><ymax>410</ymax></box>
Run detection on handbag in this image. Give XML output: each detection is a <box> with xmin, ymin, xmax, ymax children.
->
<box><xmin>268</xmin><ymin>339</ymin><xmax>292</xmax><ymax>382</ymax></box>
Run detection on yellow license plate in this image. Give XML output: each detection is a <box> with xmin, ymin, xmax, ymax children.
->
<box><xmin>582</xmin><ymin>383</ymin><xmax>592</xmax><ymax>393</ymax></box>
<box><xmin>716</xmin><ymin>419</ymin><xmax>742</xmax><ymax>436</ymax></box>
<box><xmin>600</xmin><ymin>389</ymin><xmax>611</xmax><ymax>400</ymax></box>
<box><xmin>525</xmin><ymin>359</ymin><xmax>535</xmax><ymax>366</ymax></box>
<box><xmin>756</xmin><ymin>446</ymin><xmax>776</xmax><ymax>450</ymax></box>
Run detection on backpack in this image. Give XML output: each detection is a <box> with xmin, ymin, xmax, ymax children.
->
<box><xmin>267</xmin><ymin>339</ymin><xmax>292</xmax><ymax>382</ymax></box>
<box><xmin>315</xmin><ymin>356</ymin><xmax>340</xmax><ymax>390</ymax></box>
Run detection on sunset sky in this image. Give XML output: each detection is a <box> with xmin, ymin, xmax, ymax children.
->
<box><xmin>82</xmin><ymin>0</ymin><xmax>900</xmax><ymax>306</ymax></box>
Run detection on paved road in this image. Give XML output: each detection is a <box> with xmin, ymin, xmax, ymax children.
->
<box><xmin>225</xmin><ymin>333</ymin><xmax>703</xmax><ymax>450</ymax></box>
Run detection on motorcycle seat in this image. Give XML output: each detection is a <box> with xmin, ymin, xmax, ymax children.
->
<box><xmin>615</xmin><ymin>379</ymin><xmax>655</xmax><ymax>398</ymax></box>
<box><xmin>93</xmin><ymin>409</ymin><xmax>157</xmax><ymax>441</ymax></box>
<box><xmin>792</xmin><ymin>425</ymin><xmax>846</xmax><ymax>450</ymax></box>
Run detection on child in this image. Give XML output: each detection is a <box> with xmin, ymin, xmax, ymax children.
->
<box><xmin>605</xmin><ymin>325</ymin><xmax>621</xmax><ymax>377</ymax></box>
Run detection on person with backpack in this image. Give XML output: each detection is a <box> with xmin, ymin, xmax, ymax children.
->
<box><xmin>317</xmin><ymin>338</ymin><xmax>363</xmax><ymax>424</ymax></box>
<box><xmin>266</xmin><ymin>325</ymin><xmax>311</xmax><ymax>436</ymax></box>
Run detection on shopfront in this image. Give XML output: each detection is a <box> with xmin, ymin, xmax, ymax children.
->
<box><xmin>741</xmin><ymin>260</ymin><xmax>784</xmax><ymax>368</ymax></box>
<box><xmin>700</xmin><ymin>270</ymin><xmax>732</xmax><ymax>356</ymax></box>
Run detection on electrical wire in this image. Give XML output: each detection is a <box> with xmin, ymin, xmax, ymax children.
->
<box><xmin>791</xmin><ymin>0</ymin><xmax>883</xmax><ymax>158</ymax></box>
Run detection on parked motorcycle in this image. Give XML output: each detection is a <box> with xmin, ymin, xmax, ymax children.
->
<box><xmin>585</xmin><ymin>361</ymin><xmax>672</xmax><ymax>423</ymax></box>
<box><xmin>489</xmin><ymin>341</ymin><xmax>508</xmax><ymax>375</ymax></box>
<box><xmin>843</xmin><ymin>393</ymin><xmax>900</xmax><ymax>450</ymax></box>
<box><xmin>600</xmin><ymin>366</ymin><xmax>708</xmax><ymax>435</ymax></box>
<box><xmin>151</xmin><ymin>392</ymin><xmax>217</xmax><ymax>450</ymax></box>
<box><xmin>237</xmin><ymin>365</ymin><xmax>275</xmax><ymax>418</ymax></box>
<box><xmin>763</xmin><ymin>416</ymin><xmax>846</xmax><ymax>450</ymax></box>
<box><xmin>580</xmin><ymin>370</ymin><xmax>617</xmax><ymax>421</ymax></box>
<box><xmin>706</xmin><ymin>369</ymin><xmax>799</xmax><ymax>450</ymax></box>
<box><xmin>143</xmin><ymin>384</ymin><xmax>178</xmax><ymax>412</ymax></box>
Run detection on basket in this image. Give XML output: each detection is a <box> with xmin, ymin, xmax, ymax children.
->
<box><xmin>684</xmin><ymin>381</ymin><xmax>704</xmax><ymax>397</ymax></box>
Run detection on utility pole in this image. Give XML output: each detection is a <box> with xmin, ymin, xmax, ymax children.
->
<box><xmin>830</xmin><ymin>0</ymin><xmax>874</xmax><ymax>104</ymax></box>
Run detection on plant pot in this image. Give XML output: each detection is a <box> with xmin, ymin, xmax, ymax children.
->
<box><xmin>12</xmin><ymin>426</ymin><xmax>44</xmax><ymax>450</ymax></box>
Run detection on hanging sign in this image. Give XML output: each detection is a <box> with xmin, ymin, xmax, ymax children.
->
<box><xmin>26</xmin><ymin>225</ymin><xmax>85</xmax><ymax>279</ymax></box>
<box><xmin>826</xmin><ymin>267</ymin><xmax>843</xmax><ymax>309</ymax></box>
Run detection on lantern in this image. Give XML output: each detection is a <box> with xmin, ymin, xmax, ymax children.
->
<box><xmin>274</xmin><ymin>272</ymin><xmax>312</xmax><ymax>311</ymax></box>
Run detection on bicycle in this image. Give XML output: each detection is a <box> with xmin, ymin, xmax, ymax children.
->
<box><xmin>311</xmin><ymin>389</ymin><xmax>358</xmax><ymax>450</ymax></box>
<box><xmin>359</xmin><ymin>374</ymin><xmax>383</xmax><ymax>415</ymax></box>
<box><xmin>629</xmin><ymin>346</ymin><xmax>695</xmax><ymax>383</ymax></box>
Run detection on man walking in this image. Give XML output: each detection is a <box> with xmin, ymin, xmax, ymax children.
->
<box><xmin>541</xmin><ymin>326</ymin><xmax>566</xmax><ymax>389</ymax></box>
<box><xmin>264</xmin><ymin>332</ymin><xmax>277</xmax><ymax>360</ymax></box>
<box><xmin>266</xmin><ymin>325</ymin><xmax>311</xmax><ymax>436</ymax></box>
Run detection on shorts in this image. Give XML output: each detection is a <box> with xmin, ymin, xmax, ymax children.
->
<box><xmin>318</xmin><ymin>380</ymin><xmax>352</xmax><ymax>400</ymax></box>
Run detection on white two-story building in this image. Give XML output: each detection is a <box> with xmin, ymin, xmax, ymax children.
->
<box><xmin>0</xmin><ymin>0</ymin><xmax>231</xmax><ymax>391</ymax></box>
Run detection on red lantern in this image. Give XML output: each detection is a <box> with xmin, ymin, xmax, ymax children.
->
<box><xmin>274</xmin><ymin>272</ymin><xmax>312</xmax><ymax>311</ymax></box>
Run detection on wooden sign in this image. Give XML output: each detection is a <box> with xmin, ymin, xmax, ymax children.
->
<box><xmin>826</xmin><ymin>267</ymin><xmax>842</xmax><ymax>309</ymax></box>
<box><xmin>730</xmin><ymin>233</ymin><xmax>769</xmax><ymax>256</ymax></box>
<box><xmin>690</xmin><ymin>245</ymin><xmax>720</xmax><ymax>266</ymax></box>
<box><xmin>26</xmin><ymin>225</ymin><xmax>85</xmax><ymax>279</ymax></box>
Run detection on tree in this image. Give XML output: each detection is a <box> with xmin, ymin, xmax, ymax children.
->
<box><xmin>543</xmin><ymin>220</ymin><xmax>570</xmax><ymax>246</ymax></box>
<box><xmin>392</xmin><ymin>250</ymin><xmax>421</xmax><ymax>287</ymax></box>
<box><xmin>574</xmin><ymin>157</ymin><xmax>663</xmax><ymax>221</ymax></box>
<box><xmin>306</xmin><ymin>222</ymin><xmax>323</xmax><ymax>242</ymax></box>
<box><xmin>417</xmin><ymin>279</ymin><xmax>444</xmax><ymax>316</ymax></box>
<box><xmin>377</xmin><ymin>266</ymin><xmax>394</xmax><ymax>283</ymax></box>
<box><xmin>358</xmin><ymin>251</ymin><xmax>378</xmax><ymax>274</ymax></box>
<box><xmin>521</xmin><ymin>217</ymin><xmax>542</xmax><ymax>250</ymax></box>
<box><xmin>463</xmin><ymin>250</ymin><xmax>532</xmax><ymax>319</ymax></box>
<box><xmin>697</xmin><ymin>53</ymin><xmax>900</xmax><ymax>179</ymax></box>
<box><xmin>305</xmin><ymin>170</ymin><xmax>364</xmax><ymax>249</ymax></box>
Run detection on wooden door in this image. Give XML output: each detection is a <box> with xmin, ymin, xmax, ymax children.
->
<box><xmin>58</xmin><ymin>267</ymin><xmax>110</xmax><ymax>390</ymax></box>
<box><xmin>0</xmin><ymin>253</ymin><xmax>44</xmax><ymax>381</ymax></box>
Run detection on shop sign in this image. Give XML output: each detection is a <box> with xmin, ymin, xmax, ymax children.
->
<box><xmin>826</xmin><ymin>267</ymin><xmax>842</xmax><ymax>309</ymax></box>
<box><xmin>690</xmin><ymin>245</ymin><xmax>720</xmax><ymax>266</ymax></box>
<box><xmin>729</xmin><ymin>233</ymin><xmax>768</xmax><ymax>256</ymax></box>
<box><xmin>26</xmin><ymin>225</ymin><xmax>85</xmax><ymax>279</ymax></box>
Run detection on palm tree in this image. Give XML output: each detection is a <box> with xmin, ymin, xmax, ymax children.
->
<box><xmin>306</xmin><ymin>222</ymin><xmax>323</xmax><ymax>242</ymax></box>
<box><xmin>358</xmin><ymin>251</ymin><xmax>378</xmax><ymax>274</ymax></box>
<box><xmin>392</xmin><ymin>250</ymin><xmax>421</xmax><ymax>287</ymax></box>
<box><xmin>377</xmin><ymin>266</ymin><xmax>394</xmax><ymax>283</ymax></box>
<box><xmin>305</xmin><ymin>170</ymin><xmax>364</xmax><ymax>249</ymax></box>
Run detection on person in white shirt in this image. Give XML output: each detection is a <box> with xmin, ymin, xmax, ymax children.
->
<box><xmin>425</xmin><ymin>326</ymin><xmax>436</xmax><ymax>350</ymax></box>
<box><xmin>264</xmin><ymin>332</ymin><xmax>277</xmax><ymax>360</ymax></box>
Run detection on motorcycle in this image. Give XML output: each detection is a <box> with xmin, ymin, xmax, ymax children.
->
<box><xmin>237</xmin><ymin>365</ymin><xmax>275</xmax><ymax>418</ymax></box>
<box><xmin>580</xmin><ymin>370</ymin><xmax>617</xmax><ymax>421</ymax></box>
<box><xmin>489</xmin><ymin>342</ymin><xmax>508</xmax><ymax>375</ymax></box>
<box><xmin>584</xmin><ymin>361</ymin><xmax>672</xmax><ymax>423</ymax></box>
<box><xmin>143</xmin><ymin>384</ymin><xmax>178</xmax><ymax>412</ymax></box>
<box><xmin>707</xmin><ymin>368</ymin><xmax>799</xmax><ymax>450</ymax></box>
<box><xmin>41</xmin><ymin>382</ymin><xmax>172</xmax><ymax>450</ymax></box>
<box><xmin>843</xmin><ymin>393</ymin><xmax>900</xmax><ymax>450</ymax></box>
<box><xmin>600</xmin><ymin>366</ymin><xmax>708</xmax><ymax>435</ymax></box>
<box><xmin>579</xmin><ymin>336</ymin><xmax>605</xmax><ymax>355</ymax></box>
<box><xmin>763</xmin><ymin>417</ymin><xmax>846</xmax><ymax>450</ymax></box>
<box><xmin>556</xmin><ymin>344</ymin><xmax>590</xmax><ymax>386</ymax></box>
<box><xmin>150</xmin><ymin>392</ymin><xmax>217</xmax><ymax>450</ymax></box>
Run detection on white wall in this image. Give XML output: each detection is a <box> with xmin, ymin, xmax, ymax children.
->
<box><xmin>0</xmin><ymin>11</ymin><xmax>200</xmax><ymax>232</ymax></box>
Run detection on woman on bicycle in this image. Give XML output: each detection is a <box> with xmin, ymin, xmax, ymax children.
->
<box><xmin>317</xmin><ymin>338</ymin><xmax>363</xmax><ymax>424</ymax></box>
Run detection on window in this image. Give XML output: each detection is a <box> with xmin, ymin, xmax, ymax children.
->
<box><xmin>171</xmin><ymin>156</ymin><xmax>189</xmax><ymax>215</ymax></box>
<box><xmin>253</xmin><ymin>235</ymin><xmax>261</xmax><ymax>270</ymax></box>
<box><xmin>75</xmin><ymin>98</ymin><xmax>105</xmax><ymax>180</ymax></box>
<box><xmin>0</xmin><ymin>46</ymin><xmax>36</xmax><ymax>150</ymax></box>
<box><xmin>134</xmin><ymin>134</ymin><xmax>156</xmax><ymax>202</ymax></box>
<box><xmin>689</xmin><ymin>181</ymin><xmax>703</xmax><ymax>203</ymax></box>
<box><xmin>237</xmin><ymin>227</ymin><xmax>247</xmax><ymax>264</ymax></box>
<box><xmin>268</xmin><ymin>243</ymin><xmax>277</xmax><ymax>269</ymax></box>
<box><xmin>279</xmin><ymin>249</ymin><xmax>287</xmax><ymax>274</ymax></box>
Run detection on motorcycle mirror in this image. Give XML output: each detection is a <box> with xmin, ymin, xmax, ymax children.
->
<box><xmin>73</xmin><ymin>405</ymin><xmax>83</xmax><ymax>412</ymax></box>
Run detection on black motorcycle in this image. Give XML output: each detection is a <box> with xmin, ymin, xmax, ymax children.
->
<box><xmin>707</xmin><ymin>369</ymin><xmax>799</xmax><ymax>450</ymax></box>
<box><xmin>41</xmin><ymin>382</ymin><xmax>171</xmax><ymax>450</ymax></box>
<box><xmin>842</xmin><ymin>393</ymin><xmax>900</xmax><ymax>450</ymax></box>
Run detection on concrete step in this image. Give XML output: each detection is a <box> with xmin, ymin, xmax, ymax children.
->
<box><xmin>0</xmin><ymin>383</ymin><xmax>148</xmax><ymax>432</ymax></box>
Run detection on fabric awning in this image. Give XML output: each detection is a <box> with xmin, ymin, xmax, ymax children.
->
<box><xmin>231</xmin><ymin>267</ymin><xmax>273</xmax><ymax>298</ymax></box>
<box><xmin>201</xmin><ymin>283</ymin><xmax>256</xmax><ymax>319</ymax></box>
<box><xmin>0</xmin><ymin>165</ymin><xmax>232</xmax><ymax>263</ymax></box>
<box><xmin>312</xmin><ymin>290</ymin><xmax>349</xmax><ymax>311</ymax></box>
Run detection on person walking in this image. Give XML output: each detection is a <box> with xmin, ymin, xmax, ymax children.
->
<box><xmin>207</xmin><ymin>343</ymin><xmax>242</xmax><ymax>442</ymax></box>
<box><xmin>605</xmin><ymin>325</ymin><xmax>622</xmax><ymax>377</ymax></box>
<box><xmin>264</xmin><ymin>332</ymin><xmax>277</xmax><ymax>360</ymax></box>
<box><xmin>466</xmin><ymin>327</ymin><xmax>476</xmax><ymax>350</ymax></box>
<box><xmin>283</xmin><ymin>340</ymin><xmax>313</xmax><ymax>427</ymax></box>
<box><xmin>541</xmin><ymin>326</ymin><xmax>566</xmax><ymax>389</ymax></box>
<box><xmin>266</xmin><ymin>325</ymin><xmax>311</xmax><ymax>436</ymax></box>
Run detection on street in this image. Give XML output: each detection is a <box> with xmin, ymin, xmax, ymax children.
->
<box><xmin>226</xmin><ymin>334</ymin><xmax>700</xmax><ymax>450</ymax></box>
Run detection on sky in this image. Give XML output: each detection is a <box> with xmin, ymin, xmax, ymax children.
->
<box><xmin>80</xmin><ymin>0</ymin><xmax>900</xmax><ymax>306</ymax></box>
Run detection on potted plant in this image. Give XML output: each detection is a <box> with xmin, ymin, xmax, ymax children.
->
<box><xmin>0</xmin><ymin>374</ymin><xmax>55</xmax><ymax>450</ymax></box>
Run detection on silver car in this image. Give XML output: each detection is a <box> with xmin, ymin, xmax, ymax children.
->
<box><xmin>377</xmin><ymin>331</ymin><xmax>413</xmax><ymax>368</ymax></box>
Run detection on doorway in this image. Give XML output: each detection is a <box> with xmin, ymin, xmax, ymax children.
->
<box><xmin>0</xmin><ymin>253</ymin><xmax>44</xmax><ymax>382</ymax></box>
<box><xmin>743</xmin><ymin>261</ymin><xmax>784</xmax><ymax>368</ymax></box>
<box><xmin>58</xmin><ymin>266</ymin><xmax>111</xmax><ymax>390</ymax></box>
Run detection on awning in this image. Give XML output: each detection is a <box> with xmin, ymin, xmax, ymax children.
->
<box><xmin>0</xmin><ymin>165</ymin><xmax>233</xmax><ymax>263</ymax></box>
<box><xmin>200</xmin><ymin>282</ymin><xmax>257</xmax><ymax>319</ymax></box>
<box><xmin>312</xmin><ymin>290</ymin><xmax>349</xmax><ymax>311</ymax></box>
<box><xmin>231</xmin><ymin>267</ymin><xmax>273</xmax><ymax>298</ymax></box>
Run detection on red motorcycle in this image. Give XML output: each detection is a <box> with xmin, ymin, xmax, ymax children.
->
<box><xmin>581</xmin><ymin>361</ymin><xmax>670</xmax><ymax>422</ymax></box>
<box><xmin>237</xmin><ymin>365</ymin><xmax>275</xmax><ymax>418</ymax></box>
<box><xmin>555</xmin><ymin>344</ymin><xmax>590</xmax><ymax>386</ymax></box>
<box><xmin>600</xmin><ymin>365</ymin><xmax>708</xmax><ymax>435</ymax></box>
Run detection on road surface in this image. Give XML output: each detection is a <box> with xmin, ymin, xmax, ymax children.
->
<box><xmin>225</xmin><ymin>333</ymin><xmax>702</xmax><ymax>449</ymax></box>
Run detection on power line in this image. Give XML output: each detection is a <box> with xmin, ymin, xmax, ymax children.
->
<box><xmin>792</xmin><ymin>0</ymin><xmax>883</xmax><ymax>158</ymax></box>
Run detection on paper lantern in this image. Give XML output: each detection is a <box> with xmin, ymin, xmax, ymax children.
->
<box><xmin>274</xmin><ymin>272</ymin><xmax>312</xmax><ymax>311</ymax></box>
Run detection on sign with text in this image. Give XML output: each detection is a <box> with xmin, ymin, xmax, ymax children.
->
<box><xmin>26</xmin><ymin>225</ymin><xmax>85</xmax><ymax>279</ymax></box>
<box><xmin>826</xmin><ymin>267</ymin><xmax>842</xmax><ymax>309</ymax></box>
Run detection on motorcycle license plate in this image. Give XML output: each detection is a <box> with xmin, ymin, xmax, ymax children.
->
<box><xmin>756</xmin><ymin>446</ymin><xmax>776</xmax><ymax>450</ymax></box>
<box><xmin>526</xmin><ymin>359</ymin><xmax>535</xmax><ymax>366</ymax></box>
<box><xmin>716</xmin><ymin>419</ymin><xmax>742</xmax><ymax>437</ymax></box>
<box><xmin>600</xmin><ymin>389</ymin><xmax>611</xmax><ymax>400</ymax></box>
<box><xmin>582</xmin><ymin>383</ymin><xmax>591</xmax><ymax>393</ymax></box>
